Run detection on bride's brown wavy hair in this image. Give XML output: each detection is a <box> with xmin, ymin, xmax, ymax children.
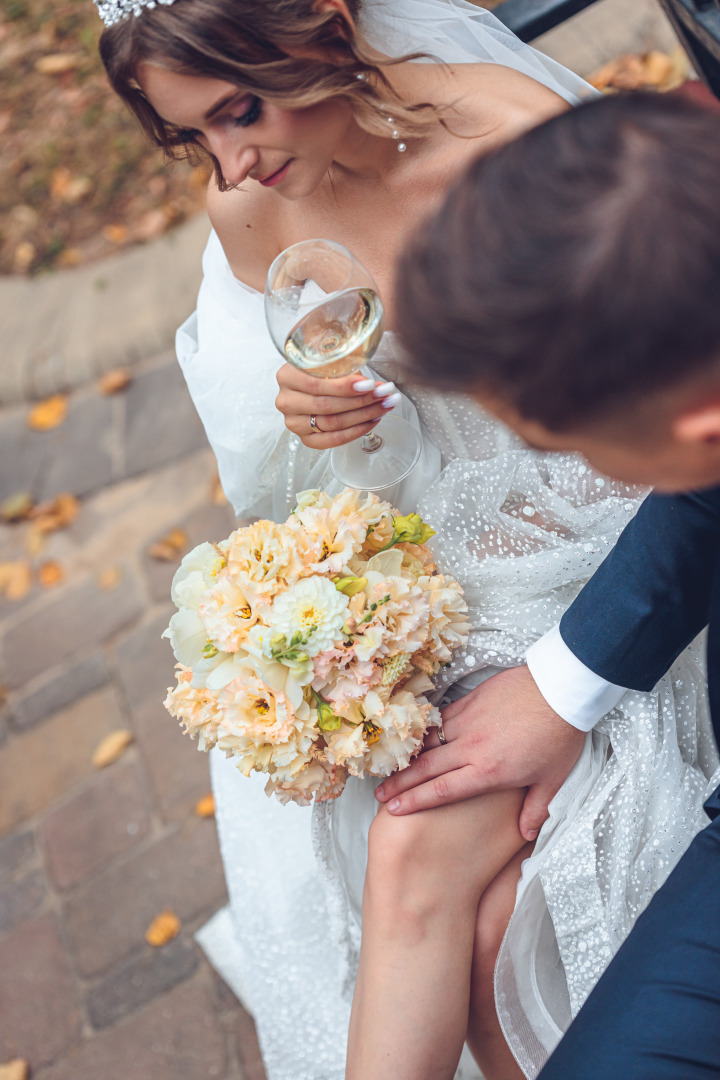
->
<box><xmin>100</xmin><ymin>0</ymin><xmax>437</xmax><ymax>190</ymax></box>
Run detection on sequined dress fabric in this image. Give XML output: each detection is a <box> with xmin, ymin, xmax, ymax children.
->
<box><xmin>176</xmin><ymin>230</ymin><xmax>719</xmax><ymax>1079</ymax></box>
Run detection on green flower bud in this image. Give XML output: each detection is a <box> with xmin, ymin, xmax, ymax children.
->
<box><xmin>334</xmin><ymin>576</ymin><xmax>368</xmax><ymax>597</ymax></box>
<box><xmin>392</xmin><ymin>513</ymin><xmax>436</xmax><ymax>546</ymax></box>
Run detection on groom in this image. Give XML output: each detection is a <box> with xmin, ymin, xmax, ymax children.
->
<box><xmin>389</xmin><ymin>91</ymin><xmax>720</xmax><ymax>1077</ymax></box>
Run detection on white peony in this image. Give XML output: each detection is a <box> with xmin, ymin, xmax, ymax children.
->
<box><xmin>269</xmin><ymin>576</ymin><xmax>349</xmax><ymax>658</ymax></box>
<box><xmin>170</xmin><ymin>541</ymin><xmax>228</xmax><ymax>610</ymax></box>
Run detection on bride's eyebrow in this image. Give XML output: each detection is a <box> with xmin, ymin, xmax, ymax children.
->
<box><xmin>204</xmin><ymin>89</ymin><xmax>250</xmax><ymax>121</ymax></box>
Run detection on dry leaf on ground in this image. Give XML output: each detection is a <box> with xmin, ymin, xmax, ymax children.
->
<box><xmin>210</xmin><ymin>473</ymin><xmax>228</xmax><ymax>506</ymax></box>
<box><xmin>98</xmin><ymin>368</ymin><xmax>132</xmax><ymax>395</ymax></box>
<box><xmin>102</xmin><ymin>223</ymin><xmax>128</xmax><ymax>245</ymax></box>
<box><xmin>97</xmin><ymin>565</ymin><xmax>122</xmax><ymax>590</ymax></box>
<box><xmin>145</xmin><ymin>909</ymin><xmax>181</xmax><ymax>947</ymax></box>
<box><xmin>589</xmin><ymin>47</ymin><xmax>688</xmax><ymax>94</ymax></box>
<box><xmin>195</xmin><ymin>794</ymin><xmax>215</xmax><ymax>818</ymax></box>
<box><xmin>0</xmin><ymin>561</ymin><xmax>32</xmax><ymax>601</ymax></box>
<box><xmin>34</xmin><ymin>52</ymin><xmax>82</xmax><ymax>75</ymax></box>
<box><xmin>27</xmin><ymin>394</ymin><xmax>68</xmax><ymax>432</ymax></box>
<box><xmin>38</xmin><ymin>560</ymin><xmax>64</xmax><ymax>588</ymax></box>
<box><xmin>1</xmin><ymin>491</ymin><xmax>34</xmax><ymax>522</ymax></box>
<box><xmin>92</xmin><ymin>729</ymin><xmax>134</xmax><ymax>768</ymax></box>
<box><xmin>148</xmin><ymin>527</ymin><xmax>188</xmax><ymax>562</ymax></box>
<box><xmin>29</xmin><ymin>492</ymin><xmax>79</xmax><ymax>533</ymax></box>
<box><xmin>0</xmin><ymin>1059</ymin><xmax>29</xmax><ymax>1080</ymax></box>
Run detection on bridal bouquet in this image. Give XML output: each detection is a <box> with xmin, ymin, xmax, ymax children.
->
<box><xmin>162</xmin><ymin>489</ymin><xmax>470</xmax><ymax>805</ymax></box>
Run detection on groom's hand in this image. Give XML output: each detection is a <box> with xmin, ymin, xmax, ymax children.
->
<box><xmin>374</xmin><ymin>665</ymin><xmax>586</xmax><ymax>842</ymax></box>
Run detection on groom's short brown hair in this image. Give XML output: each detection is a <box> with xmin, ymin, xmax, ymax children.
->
<box><xmin>396</xmin><ymin>92</ymin><xmax>720</xmax><ymax>431</ymax></box>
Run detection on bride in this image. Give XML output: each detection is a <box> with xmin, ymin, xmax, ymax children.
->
<box><xmin>98</xmin><ymin>1</ymin><xmax>718</xmax><ymax>1077</ymax></box>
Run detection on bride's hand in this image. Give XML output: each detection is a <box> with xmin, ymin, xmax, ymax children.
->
<box><xmin>275</xmin><ymin>364</ymin><xmax>401</xmax><ymax>449</ymax></box>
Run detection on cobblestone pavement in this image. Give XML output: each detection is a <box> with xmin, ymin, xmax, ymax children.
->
<box><xmin>0</xmin><ymin>352</ymin><xmax>266</xmax><ymax>1079</ymax></box>
<box><xmin>0</xmin><ymin>3</ymin><xmax>685</xmax><ymax>1077</ymax></box>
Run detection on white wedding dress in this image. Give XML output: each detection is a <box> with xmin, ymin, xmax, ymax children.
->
<box><xmin>175</xmin><ymin>3</ymin><xmax>720</xmax><ymax>1078</ymax></box>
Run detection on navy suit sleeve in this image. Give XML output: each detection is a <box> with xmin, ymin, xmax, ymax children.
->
<box><xmin>559</xmin><ymin>487</ymin><xmax>720</xmax><ymax>691</ymax></box>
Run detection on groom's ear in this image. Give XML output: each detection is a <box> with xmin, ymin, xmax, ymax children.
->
<box><xmin>672</xmin><ymin>399</ymin><xmax>720</xmax><ymax>448</ymax></box>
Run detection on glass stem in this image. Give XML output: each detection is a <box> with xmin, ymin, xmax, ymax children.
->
<box><xmin>361</xmin><ymin>430</ymin><xmax>384</xmax><ymax>454</ymax></box>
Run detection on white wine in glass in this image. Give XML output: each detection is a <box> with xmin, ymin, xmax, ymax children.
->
<box><xmin>283</xmin><ymin>287</ymin><xmax>384</xmax><ymax>378</ymax></box>
<box><xmin>265</xmin><ymin>239</ymin><xmax>421</xmax><ymax>490</ymax></box>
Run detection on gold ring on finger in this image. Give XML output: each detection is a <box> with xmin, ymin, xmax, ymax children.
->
<box><xmin>310</xmin><ymin>414</ymin><xmax>322</xmax><ymax>434</ymax></box>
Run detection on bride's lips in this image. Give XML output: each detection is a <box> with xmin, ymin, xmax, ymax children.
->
<box><xmin>257</xmin><ymin>159</ymin><xmax>292</xmax><ymax>187</ymax></box>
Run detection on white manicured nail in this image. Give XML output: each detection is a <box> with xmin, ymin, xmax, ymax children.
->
<box><xmin>382</xmin><ymin>392</ymin><xmax>402</xmax><ymax>409</ymax></box>
<box><xmin>373</xmin><ymin>381</ymin><xmax>396</xmax><ymax>398</ymax></box>
<box><xmin>353</xmin><ymin>378</ymin><xmax>376</xmax><ymax>393</ymax></box>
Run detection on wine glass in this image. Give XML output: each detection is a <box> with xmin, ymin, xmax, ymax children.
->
<box><xmin>264</xmin><ymin>239</ymin><xmax>422</xmax><ymax>490</ymax></box>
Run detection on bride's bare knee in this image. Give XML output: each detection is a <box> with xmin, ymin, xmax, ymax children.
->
<box><xmin>364</xmin><ymin>804</ymin><xmax>462</xmax><ymax>933</ymax></box>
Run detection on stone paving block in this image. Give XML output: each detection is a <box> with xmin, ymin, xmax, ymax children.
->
<box><xmin>0</xmin><ymin>688</ymin><xmax>122</xmax><ymax>836</ymax></box>
<box><xmin>0</xmin><ymin>868</ymin><xmax>46</xmax><ymax>935</ymax></box>
<box><xmin>114</xmin><ymin>606</ymin><xmax>175</xmax><ymax>711</ymax></box>
<box><xmin>2</xmin><ymin>572</ymin><xmax>143</xmax><ymax>689</ymax></box>
<box><xmin>86</xmin><ymin>934</ymin><xmax>200</xmax><ymax>1030</ymax></box>
<box><xmin>234</xmin><ymin>1006</ymin><xmax>268</xmax><ymax>1080</ymax></box>
<box><xmin>132</xmin><ymin>696</ymin><xmax>212</xmax><ymax>822</ymax></box>
<box><xmin>0</xmin><ymin>829</ymin><xmax>34</xmax><ymax>883</ymax></box>
<box><xmin>0</xmin><ymin>404</ymin><xmax>50</xmax><ymax>503</ymax></box>
<box><xmin>9</xmin><ymin>650</ymin><xmax>110</xmax><ymax>731</ymax></box>
<box><xmin>123</xmin><ymin>357</ymin><xmax>208</xmax><ymax>478</ymax></box>
<box><xmin>41</xmin><ymin>759</ymin><xmax>152</xmax><ymax>891</ymax></box>
<box><xmin>144</xmin><ymin>501</ymin><xmax>236</xmax><ymax>604</ymax></box>
<box><xmin>62</xmin><ymin>816</ymin><xmax>226</xmax><ymax>977</ymax></box>
<box><xmin>0</xmin><ymin>914</ymin><xmax>82</xmax><ymax>1069</ymax></box>
<box><xmin>36</xmin><ymin>976</ymin><xmax>226</xmax><ymax>1080</ymax></box>
<box><xmin>37</xmin><ymin>391</ymin><xmax>115</xmax><ymax>501</ymax></box>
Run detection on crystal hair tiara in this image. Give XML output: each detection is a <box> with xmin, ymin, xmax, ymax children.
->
<box><xmin>95</xmin><ymin>0</ymin><xmax>177</xmax><ymax>28</ymax></box>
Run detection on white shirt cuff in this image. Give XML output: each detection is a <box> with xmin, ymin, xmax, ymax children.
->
<box><xmin>526</xmin><ymin>625</ymin><xmax>629</xmax><ymax>732</ymax></box>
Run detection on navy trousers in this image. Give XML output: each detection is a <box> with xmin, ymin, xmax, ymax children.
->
<box><xmin>538</xmin><ymin>802</ymin><xmax>720</xmax><ymax>1080</ymax></box>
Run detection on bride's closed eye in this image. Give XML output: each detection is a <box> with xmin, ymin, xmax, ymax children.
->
<box><xmin>231</xmin><ymin>95</ymin><xmax>262</xmax><ymax>128</ymax></box>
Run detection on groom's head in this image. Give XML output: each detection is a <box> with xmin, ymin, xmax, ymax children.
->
<box><xmin>396</xmin><ymin>92</ymin><xmax>720</xmax><ymax>491</ymax></box>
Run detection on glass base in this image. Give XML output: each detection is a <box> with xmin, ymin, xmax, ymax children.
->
<box><xmin>330</xmin><ymin>414</ymin><xmax>422</xmax><ymax>490</ymax></box>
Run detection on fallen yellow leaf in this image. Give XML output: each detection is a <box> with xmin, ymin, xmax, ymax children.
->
<box><xmin>147</xmin><ymin>527</ymin><xmax>188</xmax><ymax>562</ymax></box>
<box><xmin>0</xmin><ymin>1059</ymin><xmax>29</xmax><ymax>1080</ymax></box>
<box><xmin>92</xmin><ymin>729</ymin><xmax>134</xmax><ymax>768</ymax></box>
<box><xmin>97</xmin><ymin>566</ymin><xmax>122</xmax><ymax>590</ymax></box>
<box><xmin>1</xmin><ymin>491</ymin><xmax>34</xmax><ymax>522</ymax></box>
<box><xmin>13</xmin><ymin>241</ymin><xmax>35</xmax><ymax>273</ymax></box>
<box><xmin>35</xmin><ymin>53</ymin><xmax>82</xmax><ymax>75</ymax></box>
<box><xmin>27</xmin><ymin>395</ymin><xmax>68</xmax><ymax>432</ymax></box>
<box><xmin>38</xmin><ymin>560</ymin><xmax>64</xmax><ymax>588</ymax></box>
<box><xmin>25</xmin><ymin>523</ymin><xmax>46</xmax><ymax>557</ymax></box>
<box><xmin>98</xmin><ymin>368</ymin><xmax>132</xmax><ymax>395</ymax></box>
<box><xmin>30</xmin><ymin>492</ymin><xmax>79</xmax><ymax>533</ymax></box>
<box><xmin>102</xmin><ymin>224</ymin><xmax>128</xmax><ymax>245</ymax></box>
<box><xmin>194</xmin><ymin>794</ymin><xmax>215</xmax><ymax>818</ymax></box>
<box><xmin>145</xmin><ymin>909</ymin><xmax>181</xmax><ymax>947</ymax></box>
<box><xmin>0</xmin><ymin>561</ymin><xmax>32</xmax><ymax>602</ymax></box>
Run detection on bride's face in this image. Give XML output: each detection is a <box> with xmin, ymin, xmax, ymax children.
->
<box><xmin>138</xmin><ymin>63</ymin><xmax>355</xmax><ymax>199</ymax></box>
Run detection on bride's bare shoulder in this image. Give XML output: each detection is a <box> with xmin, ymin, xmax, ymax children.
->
<box><xmin>206</xmin><ymin>178</ymin><xmax>281</xmax><ymax>291</ymax></box>
<box><xmin>445</xmin><ymin>62</ymin><xmax>571</xmax><ymax>140</ymax></box>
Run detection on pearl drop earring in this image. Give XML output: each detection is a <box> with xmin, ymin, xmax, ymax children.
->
<box><xmin>384</xmin><ymin>115</ymin><xmax>407</xmax><ymax>153</ymax></box>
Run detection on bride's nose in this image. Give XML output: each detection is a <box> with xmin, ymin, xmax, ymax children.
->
<box><xmin>206</xmin><ymin>132</ymin><xmax>258</xmax><ymax>188</ymax></box>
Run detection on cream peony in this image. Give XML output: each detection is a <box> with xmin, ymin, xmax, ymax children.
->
<box><xmin>226</xmin><ymin>519</ymin><xmax>306</xmax><ymax>595</ymax></box>
<box><xmin>265</xmin><ymin>757</ymin><xmax>348</xmax><ymax>806</ymax></box>
<box><xmin>269</xmin><ymin>576</ymin><xmax>349</xmax><ymax>658</ymax></box>
<box><xmin>421</xmin><ymin>574</ymin><xmax>472</xmax><ymax>662</ymax></box>
<box><xmin>164</xmin><ymin>667</ymin><xmax>224</xmax><ymax>751</ymax></box>
<box><xmin>170</xmin><ymin>541</ymin><xmax>228</xmax><ymax>610</ymax></box>
<box><xmin>197</xmin><ymin>572</ymin><xmax>258</xmax><ymax>653</ymax></box>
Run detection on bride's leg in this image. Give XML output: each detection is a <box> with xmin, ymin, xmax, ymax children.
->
<box><xmin>467</xmin><ymin>844</ymin><xmax>532</xmax><ymax>1080</ymax></box>
<box><xmin>346</xmin><ymin>790</ymin><xmax>527</xmax><ymax>1080</ymax></box>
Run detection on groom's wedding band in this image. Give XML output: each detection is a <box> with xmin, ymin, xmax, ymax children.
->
<box><xmin>437</xmin><ymin>719</ymin><xmax>447</xmax><ymax>745</ymax></box>
<box><xmin>310</xmin><ymin>414</ymin><xmax>321</xmax><ymax>434</ymax></box>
